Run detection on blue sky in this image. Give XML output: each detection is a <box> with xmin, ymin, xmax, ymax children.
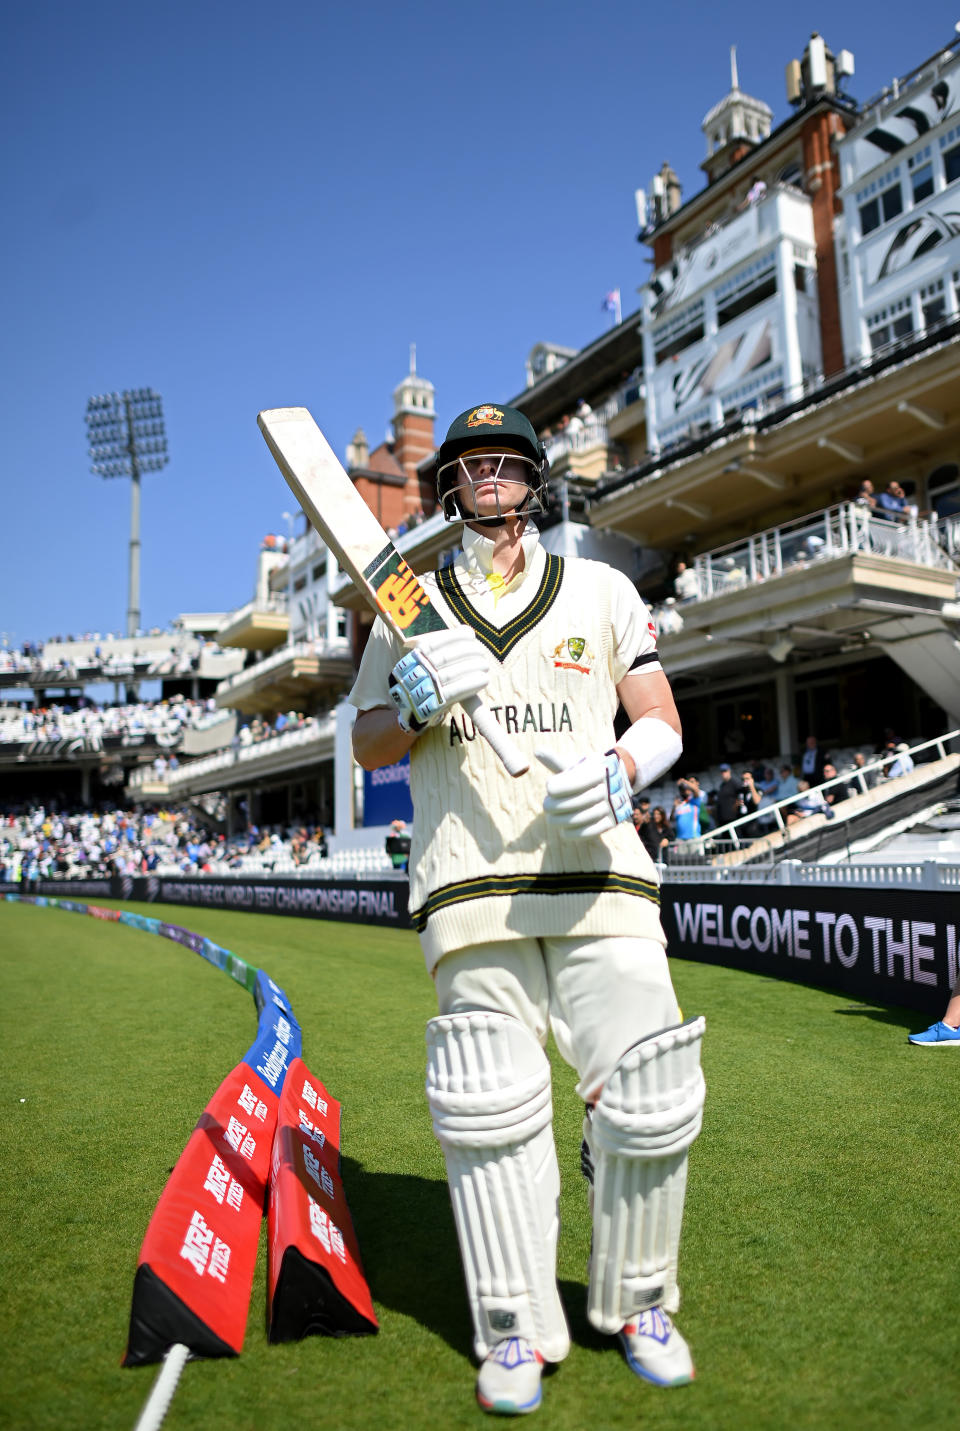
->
<box><xmin>3</xmin><ymin>1</ymin><xmax>954</xmax><ymax>648</ymax></box>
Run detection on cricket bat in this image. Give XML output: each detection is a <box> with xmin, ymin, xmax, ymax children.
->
<box><xmin>257</xmin><ymin>406</ymin><xmax>529</xmax><ymax>777</ymax></box>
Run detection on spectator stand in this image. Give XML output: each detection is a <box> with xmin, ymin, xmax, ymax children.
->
<box><xmin>665</xmin><ymin>731</ymin><xmax>960</xmax><ymax>868</ymax></box>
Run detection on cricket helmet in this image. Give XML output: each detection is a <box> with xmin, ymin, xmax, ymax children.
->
<box><xmin>434</xmin><ymin>403</ymin><xmax>549</xmax><ymax>523</ymax></box>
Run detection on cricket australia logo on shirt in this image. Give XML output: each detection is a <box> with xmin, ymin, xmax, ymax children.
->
<box><xmin>551</xmin><ymin>635</ymin><xmax>594</xmax><ymax>675</ymax></box>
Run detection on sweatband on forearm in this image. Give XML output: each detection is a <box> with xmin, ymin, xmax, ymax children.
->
<box><xmin>615</xmin><ymin>716</ymin><xmax>683</xmax><ymax>792</ymax></box>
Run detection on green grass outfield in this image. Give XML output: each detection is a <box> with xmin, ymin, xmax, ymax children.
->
<box><xmin>1</xmin><ymin>897</ymin><xmax>958</xmax><ymax>1431</ymax></box>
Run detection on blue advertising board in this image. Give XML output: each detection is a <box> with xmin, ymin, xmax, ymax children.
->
<box><xmin>362</xmin><ymin>753</ymin><xmax>412</xmax><ymax>826</ymax></box>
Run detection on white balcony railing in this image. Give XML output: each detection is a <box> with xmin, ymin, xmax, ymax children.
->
<box><xmin>676</xmin><ymin>501</ymin><xmax>958</xmax><ymax>604</ymax></box>
<box><xmin>544</xmin><ymin>416</ymin><xmax>610</xmax><ymax>467</ymax></box>
<box><xmin>155</xmin><ymin>714</ymin><xmax>338</xmax><ymax>790</ymax></box>
<box><xmin>219</xmin><ymin>594</ymin><xmax>288</xmax><ymax>631</ymax></box>
<box><xmin>215</xmin><ymin>637</ymin><xmax>351</xmax><ymax>696</ymax></box>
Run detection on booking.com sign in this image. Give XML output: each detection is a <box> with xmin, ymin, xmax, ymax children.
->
<box><xmin>362</xmin><ymin>754</ymin><xmax>413</xmax><ymax>826</ymax></box>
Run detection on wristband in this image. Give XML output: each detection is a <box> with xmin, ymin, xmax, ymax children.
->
<box><xmin>615</xmin><ymin>716</ymin><xmax>682</xmax><ymax>792</ymax></box>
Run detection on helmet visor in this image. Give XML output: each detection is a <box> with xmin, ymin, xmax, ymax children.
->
<box><xmin>437</xmin><ymin>451</ymin><xmax>544</xmax><ymax>522</ymax></box>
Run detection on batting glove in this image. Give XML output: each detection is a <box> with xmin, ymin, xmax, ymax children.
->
<box><xmin>538</xmin><ymin>749</ymin><xmax>633</xmax><ymax>839</ymax></box>
<box><xmin>389</xmin><ymin>628</ymin><xmax>490</xmax><ymax>734</ymax></box>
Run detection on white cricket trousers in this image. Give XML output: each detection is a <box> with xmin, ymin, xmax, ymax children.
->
<box><xmin>433</xmin><ymin>934</ymin><xmax>680</xmax><ymax>1103</ymax></box>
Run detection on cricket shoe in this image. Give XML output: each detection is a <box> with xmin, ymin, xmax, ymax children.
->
<box><xmin>618</xmin><ymin>1307</ymin><xmax>694</xmax><ymax>1387</ymax></box>
<box><xmin>476</xmin><ymin>1337</ymin><xmax>544</xmax><ymax>1416</ymax></box>
<box><xmin>908</xmin><ymin>1020</ymin><xmax>960</xmax><ymax>1047</ymax></box>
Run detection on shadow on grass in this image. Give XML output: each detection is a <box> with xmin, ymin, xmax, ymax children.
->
<box><xmin>341</xmin><ymin>1156</ymin><xmax>597</xmax><ymax>1362</ymax></box>
<box><xmin>340</xmin><ymin>1155</ymin><xmax>474</xmax><ymax>1357</ymax></box>
<box><xmin>832</xmin><ymin>1004</ymin><xmax>921</xmax><ymax>1029</ymax></box>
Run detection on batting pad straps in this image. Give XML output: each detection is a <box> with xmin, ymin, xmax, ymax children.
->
<box><xmin>426</xmin><ymin>1012</ymin><xmax>570</xmax><ymax>1363</ymax></box>
<box><xmin>615</xmin><ymin>715</ymin><xmax>682</xmax><ymax>793</ymax></box>
<box><xmin>587</xmin><ymin>1016</ymin><xmax>705</xmax><ymax>1333</ymax></box>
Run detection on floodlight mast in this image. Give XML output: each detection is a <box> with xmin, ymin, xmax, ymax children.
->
<box><xmin>85</xmin><ymin>388</ymin><xmax>168</xmax><ymax>638</ymax></box>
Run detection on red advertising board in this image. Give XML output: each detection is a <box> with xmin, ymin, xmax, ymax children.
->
<box><xmin>125</xmin><ymin>1062</ymin><xmax>279</xmax><ymax>1363</ymax></box>
<box><xmin>267</xmin><ymin>1057</ymin><xmax>378</xmax><ymax>1340</ymax></box>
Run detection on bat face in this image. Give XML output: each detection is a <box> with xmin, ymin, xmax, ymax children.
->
<box><xmin>257</xmin><ymin>407</ymin><xmax>446</xmax><ymax>644</ymax></box>
<box><xmin>361</xmin><ymin>543</ymin><xmax>447</xmax><ymax>638</ymax></box>
<box><xmin>258</xmin><ymin>405</ymin><xmax>529</xmax><ymax>775</ymax></box>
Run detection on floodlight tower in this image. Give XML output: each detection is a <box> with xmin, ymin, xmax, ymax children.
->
<box><xmin>85</xmin><ymin>389</ymin><xmax>169</xmax><ymax>637</ymax></box>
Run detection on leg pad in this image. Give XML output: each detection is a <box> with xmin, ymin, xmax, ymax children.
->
<box><xmin>586</xmin><ymin>1016</ymin><xmax>705</xmax><ymax>1332</ymax></box>
<box><xmin>426</xmin><ymin>1011</ymin><xmax>570</xmax><ymax>1362</ymax></box>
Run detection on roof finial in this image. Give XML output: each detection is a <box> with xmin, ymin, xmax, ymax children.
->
<box><xmin>409</xmin><ymin>342</ymin><xmax>417</xmax><ymax>376</ymax></box>
<box><xmin>730</xmin><ymin>44</ymin><xmax>739</xmax><ymax>91</ymax></box>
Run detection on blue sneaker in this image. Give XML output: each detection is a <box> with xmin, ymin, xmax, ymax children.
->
<box><xmin>908</xmin><ymin>1021</ymin><xmax>960</xmax><ymax>1047</ymax></box>
<box><xmin>476</xmin><ymin>1337</ymin><xmax>543</xmax><ymax>1416</ymax></box>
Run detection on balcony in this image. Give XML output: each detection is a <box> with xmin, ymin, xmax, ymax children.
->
<box><xmin>213</xmin><ymin>638</ymin><xmax>353</xmax><ymax>716</ymax></box>
<box><xmin>646</xmin><ymin>184</ymin><xmax>815</xmax><ymax>321</ymax></box>
<box><xmin>591</xmin><ymin>315</ymin><xmax>960</xmax><ymax>551</ymax></box>
<box><xmin>650</xmin><ymin>500</ymin><xmax>960</xmax><ymax>681</ymax></box>
<box><xmin>218</xmin><ymin>595</ymin><xmax>290</xmax><ymax>651</ymax></box>
<box><xmin>544</xmin><ymin>416</ymin><xmax>621</xmax><ymax>483</ymax></box>
<box><xmin>129</xmin><ymin>715</ymin><xmax>338</xmax><ymax>799</ymax></box>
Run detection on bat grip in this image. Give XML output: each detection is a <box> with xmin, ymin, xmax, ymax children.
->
<box><xmin>461</xmin><ymin>695</ymin><xmax>529</xmax><ymax>777</ymax></box>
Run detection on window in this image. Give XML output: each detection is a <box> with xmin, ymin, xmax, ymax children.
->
<box><xmin>336</xmin><ymin>612</ymin><xmax>348</xmax><ymax>638</ymax></box>
<box><xmin>856</xmin><ymin>169</ymin><xmax>903</xmax><ymax>235</ymax></box>
<box><xmin>859</xmin><ymin>184</ymin><xmax>903</xmax><ymax>235</ymax></box>
<box><xmin>717</xmin><ymin>272</ymin><xmax>777</xmax><ymax>326</ymax></box>
<box><xmin>866</xmin><ymin>297</ymin><xmax>914</xmax><ymax>352</ymax></box>
<box><xmin>293</xmin><ymin>575</ymin><xmax>307</xmax><ymax>593</ymax></box>
<box><xmin>910</xmin><ymin>161</ymin><xmax>933</xmax><ymax>204</ymax></box>
<box><xmin>653</xmin><ymin>301</ymin><xmax>705</xmax><ymax>365</ymax></box>
<box><xmin>777</xmin><ymin>160</ymin><xmax>804</xmax><ymax>190</ymax></box>
<box><xmin>923</xmin><ymin>295</ymin><xmax>946</xmax><ymax>327</ymax></box>
<box><xmin>921</xmin><ymin>279</ymin><xmax>945</xmax><ymax>329</ymax></box>
<box><xmin>714</xmin><ymin>256</ymin><xmax>777</xmax><ymax>328</ymax></box>
<box><xmin>944</xmin><ymin>143</ymin><xmax>960</xmax><ymax>185</ymax></box>
<box><xmin>311</xmin><ymin>561</ymin><xmax>326</xmax><ymax>581</ymax></box>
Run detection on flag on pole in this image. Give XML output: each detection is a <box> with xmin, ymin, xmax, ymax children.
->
<box><xmin>601</xmin><ymin>289</ymin><xmax>622</xmax><ymax>325</ymax></box>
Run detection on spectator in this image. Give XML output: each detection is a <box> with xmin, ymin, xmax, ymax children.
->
<box><xmin>650</xmin><ymin>805</ymin><xmax>672</xmax><ymax>855</ymax></box>
<box><xmin>856</xmin><ymin>478</ymin><xmax>876</xmax><ymax>510</ymax></box>
<box><xmin>821</xmin><ymin>762</ymin><xmax>847</xmax><ymax>806</ymax></box>
<box><xmin>673</xmin><ymin>561</ymin><xmax>699</xmax><ymax>602</ymax></box>
<box><xmin>386</xmin><ymin>818</ymin><xmax>411</xmax><ymax>870</ymax></box>
<box><xmin>717</xmin><ymin>555</ymin><xmax>747</xmax><ymax>590</ymax></box>
<box><xmin>631</xmin><ymin>799</ymin><xmax>663</xmax><ymax>864</ymax></box>
<box><xmin>785</xmin><ymin>780</ymin><xmax>831</xmax><ymax>824</ymax></box>
<box><xmin>844</xmin><ymin>751</ymin><xmax>876</xmax><ymax>794</ymax></box>
<box><xmin>685</xmin><ymin>775</ymin><xmax>712</xmax><ymax>832</ymax></box>
<box><xmin>874</xmin><ymin>480</ymin><xmax>909</xmax><ymax>522</ymax></box>
<box><xmin>711</xmin><ymin>764</ymin><xmax>746</xmax><ymax>828</ymax></box>
<box><xmin>798</xmin><ymin>735</ymin><xmax>828</xmax><ymax>786</ymax></box>
<box><xmin>886</xmin><ymin>742</ymin><xmax>915</xmax><ymax>779</ymax></box>
<box><xmin>672</xmin><ymin>780</ymin><xmax>702</xmax><ymax>840</ymax></box>
<box><xmin>656</xmin><ymin>598</ymin><xmax>684</xmax><ymax>635</ymax></box>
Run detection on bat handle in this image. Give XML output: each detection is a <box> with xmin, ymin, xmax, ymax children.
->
<box><xmin>461</xmin><ymin>695</ymin><xmax>529</xmax><ymax>777</ymax></box>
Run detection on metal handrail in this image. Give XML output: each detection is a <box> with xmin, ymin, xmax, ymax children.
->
<box><xmin>679</xmin><ymin>729</ymin><xmax>960</xmax><ymax>850</ymax></box>
<box><xmin>214</xmin><ymin>637</ymin><xmax>350</xmax><ymax>693</ymax></box>
<box><xmin>679</xmin><ymin>501</ymin><xmax>955</xmax><ymax>604</ymax></box>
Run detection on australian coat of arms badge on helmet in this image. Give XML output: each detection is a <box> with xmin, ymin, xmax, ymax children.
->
<box><xmin>466</xmin><ymin>405</ymin><xmax>504</xmax><ymax>428</ymax></box>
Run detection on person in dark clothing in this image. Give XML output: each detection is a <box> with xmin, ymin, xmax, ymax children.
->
<box><xmin>797</xmin><ymin>736</ymin><xmax>828</xmax><ymax>786</ymax></box>
<box><xmin>631</xmin><ymin>799</ymin><xmax>663</xmax><ymax>863</ymax></box>
<box><xmin>712</xmin><ymin>764</ymin><xmax>746</xmax><ymax>827</ymax></box>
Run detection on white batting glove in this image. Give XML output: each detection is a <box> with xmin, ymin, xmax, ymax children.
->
<box><xmin>389</xmin><ymin>628</ymin><xmax>490</xmax><ymax>734</ymax></box>
<box><xmin>538</xmin><ymin>748</ymin><xmax>633</xmax><ymax>839</ymax></box>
